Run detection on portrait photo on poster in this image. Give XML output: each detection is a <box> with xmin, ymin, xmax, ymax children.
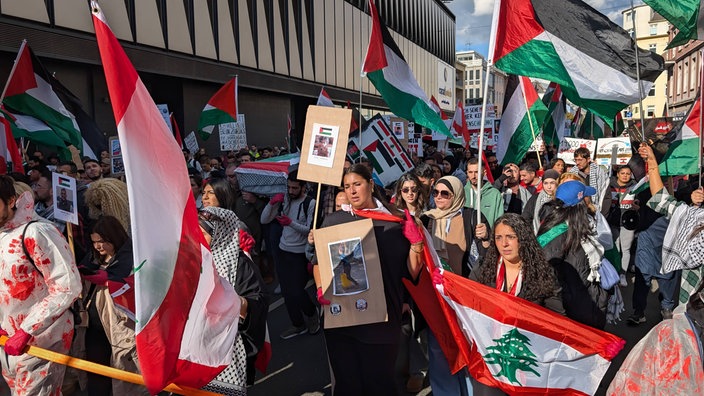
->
<box><xmin>307</xmin><ymin>123</ymin><xmax>339</xmax><ymax>168</ymax></box>
<box><xmin>328</xmin><ymin>237</ymin><xmax>369</xmax><ymax>296</ymax></box>
<box><xmin>52</xmin><ymin>173</ymin><xmax>78</xmax><ymax>225</ymax></box>
<box><xmin>392</xmin><ymin>121</ymin><xmax>404</xmax><ymax>139</ymax></box>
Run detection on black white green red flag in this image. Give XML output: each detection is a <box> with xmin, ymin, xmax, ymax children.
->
<box><xmin>363</xmin><ymin>0</ymin><xmax>450</xmax><ymax>137</ymax></box>
<box><xmin>91</xmin><ymin>2</ymin><xmax>241</xmax><ymax>393</ymax></box>
<box><xmin>578</xmin><ymin>111</ymin><xmax>606</xmax><ymax>140</ymax></box>
<box><xmin>491</xmin><ymin>0</ymin><xmax>664</xmax><ymax>127</ymax></box>
<box><xmin>659</xmin><ymin>94</ymin><xmax>702</xmax><ymax>176</ymax></box>
<box><xmin>198</xmin><ymin>77</ymin><xmax>238</xmax><ymax>140</ymax></box>
<box><xmin>438</xmin><ymin>271</ymin><xmax>625</xmax><ymax>395</ymax></box>
<box><xmin>497</xmin><ymin>75</ymin><xmax>547</xmax><ymax>166</ymax></box>
<box><xmin>643</xmin><ymin>0</ymin><xmax>704</xmax><ymax>47</ymax></box>
<box><xmin>541</xmin><ymin>82</ymin><xmax>567</xmax><ymax>147</ymax></box>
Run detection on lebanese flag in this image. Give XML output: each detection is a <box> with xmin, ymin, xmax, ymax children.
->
<box><xmin>541</xmin><ymin>82</ymin><xmax>567</xmax><ymax>146</ymax></box>
<box><xmin>496</xmin><ymin>75</ymin><xmax>547</xmax><ymax>166</ymax></box>
<box><xmin>439</xmin><ymin>271</ymin><xmax>625</xmax><ymax>395</ymax></box>
<box><xmin>316</xmin><ymin>87</ymin><xmax>334</xmax><ymax>107</ymax></box>
<box><xmin>491</xmin><ymin>0</ymin><xmax>664</xmax><ymax>127</ymax></box>
<box><xmin>254</xmin><ymin>326</ymin><xmax>272</xmax><ymax>373</ymax></box>
<box><xmin>198</xmin><ymin>77</ymin><xmax>238</xmax><ymax>140</ymax></box>
<box><xmin>170</xmin><ymin>113</ymin><xmax>184</xmax><ymax>149</ymax></box>
<box><xmin>0</xmin><ymin>114</ymin><xmax>22</xmax><ymax>173</ymax></box>
<box><xmin>659</xmin><ymin>92</ymin><xmax>702</xmax><ymax>176</ymax></box>
<box><xmin>1</xmin><ymin>41</ymin><xmax>82</xmax><ymax>148</ymax></box>
<box><xmin>91</xmin><ymin>3</ymin><xmax>241</xmax><ymax>394</ymax></box>
<box><xmin>430</xmin><ymin>95</ymin><xmax>449</xmax><ymax>120</ymax></box>
<box><xmin>363</xmin><ymin>0</ymin><xmax>450</xmax><ymax>137</ymax></box>
<box><xmin>450</xmin><ymin>100</ymin><xmax>470</xmax><ymax>147</ymax></box>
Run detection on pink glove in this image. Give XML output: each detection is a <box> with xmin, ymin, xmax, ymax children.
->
<box><xmin>269</xmin><ymin>193</ymin><xmax>285</xmax><ymax>206</ymax></box>
<box><xmin>317</xmin><ymin>288</ymin><xmax>331</xmax><ymax>305</ymax></box>
<box><xmin>83</xmin><ymin>269</ymin><xmax>109</xmax><ymax>286</ymax></box>
<box><xmin>402</xmin><ymin>210</ymin><xmax>423</xmax><ymax>245</ymax></box>
<box><xmin>432</xmin><ymin>267</ymin><xmax>444</xmax><ymax>287</ymax></box>
<box><xmin>276</xmin><ymin>215</ymin><xmax>292</xmax><ymax>226</ymax></box>
<box><xmin>239</xmin><ymin>229</ymin><xmax>255</xmax><ymax>254</ymax></box>
<box><xmin>3</xmin><ymin>329</ymin><xmax>31</xmax><ymax>356</ymax></box>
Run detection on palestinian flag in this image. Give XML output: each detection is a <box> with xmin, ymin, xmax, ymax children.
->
<box><xmin>496</xmin><ymin>75</ymin><xmax>547</xmax><ymax>166</ymax></box>
<box><xmin>317</xmin><ymin>87</ymin><xmax>334</xmax><ymax>107</ymax></box>
<box><xmin>439</xmin><ymin>271</ymin><xmax>625</xmax><ymax>395</ymax></box>
<box><xmin>659</xmin><ymin>95</ymin><xmax>701</xmax><ymax>176</ymax></box>
<box><xmin>541</xmin><ymin>82</ymin><xmax>567</xmax><ymax>146</ymax></box>
<box><xmin>644</xmin><ymin>0</ymin><xmax>704</xmax><ymax>48</ymax></box>
<box><xmin>578</xmin><ymin>111</ymin><xmax>606</xmax><ymax>140</ymax></box>
<box><xmin>614</xmin><ymin>111</ymin><xmax>626</xmax><ymax>136</ymax></box>
<box><xmin>2</xmin><ymin>109</ymin><xmax>68</xmax><ymax>149</ymax></box>
<box><xmin>570</xmin><ymin>107</ymin><xmax>583</xmax><ymax>137</ymax></box>
<box><xmin>491</xmin><ymin>0</ymin><xmax>665</xmax><ymax>127</ymax></box>
<box><xmin>198</xmin><ymin>77</ymin><xmax>238</xmax><ymax>140</ymax></box>
<box><xmin>92</xmin><ymin>3</ymin><xmax>241</xmax><ymax>393</ymax></box>
<box><xmin>2</xmin><ymin>41</ymin><xmax>82</xmax><ymax>148</ymax></box>
<box><xmin>363</xmin><ymin>0</ymin><xmax>450</xmax><ymax>136</ymax></box>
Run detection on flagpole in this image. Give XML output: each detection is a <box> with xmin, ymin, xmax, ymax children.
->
<box><xmin>0</xmin><ymin>40</ymin><xmax>27</xmax><ymax>103</ymax></box>
<box><xmin>358</xmin><ymin>1</ymin><xmax>369</xmax><ymax>163</ymax></box>
<box><xmin>629</xmin><ymin>0</ymin><xmax>646</xmax><ymax>142</ymax></box>
<box><xmin>699</xmin><ymin>50</ymin><xmax>703</xmax><ymax>187</ymax></box>
<box><xmin>520</xmin><ymin>78</ymin><xmax>543</xmax><ymax>170</ymax></box>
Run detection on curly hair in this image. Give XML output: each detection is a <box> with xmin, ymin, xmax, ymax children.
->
<box><xmin>475</xmin><ymin>213</ymin><xmax>558</xmax><ymax>302</ymax></box>
<box><xmin>394</xmin><ymin>172</ymin><xmax>427</xmax><ymax>214</ymax></box>
<box><xmin>85</xmin><ymin>178</ymin><xmax>130</xmax><ymax>235</ymax></box>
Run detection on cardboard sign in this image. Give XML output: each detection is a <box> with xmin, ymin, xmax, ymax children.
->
<box><xmin>184</xmin><ymin>131</ymin><xmax>199</xmax><ymax>155</ymax></box>
<box><xmin>465</xmin><ymin>104</ymin><xmax>495</xmax><ymax>133</ymax></box>
<box><xmin>157</xmin><ymin>104</ymin><xmax>171</xmax><ymax>131</ymax></box>
<box><xmin>109</xmin><ymin>137</ymin><xmax>124</xmax><ymax>176</ymax></box>
<box><xmin>557</xmin><ymin>137</ymin><xmax>597</xmax><ymax>165</ymax></box>
<box><xmin>52</xmin><ymin>173</ymin><xmax>78</xmax><ymax>225</ymax></box>
<box><xmin>298</xmin><ymin>105</ymin><xmax>352</xmax><ymax>187</ymax></box>
<box><xmin>595</xmin><ymin>137</ymin><xmax>632</xmax><ymax>166</ymax></box>
<box><xmin>219</xmin><ymin>114</ymin><xmax>247</xmax><ymax>151</ymax></box>
<box><xmin>314</xmin><ymin>218</ymin><xmax>387</xmax><ymax>329</ymax></box>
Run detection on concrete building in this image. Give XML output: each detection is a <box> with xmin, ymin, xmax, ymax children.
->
<box><xmin>454</xmin><ymin>60</ymin><xmax>466</xmax><ymax>109</ymax></box>
<box><xmin>456</xmin><ymin>50</ymin><xmax>507</xmax><ymax>117</ymax></box>
<box><xmin>0</xmin><ymin>0</ymin><xmax>455</xmax><ymax>152</ymax></box>
<box><xmin>662</xmin><ymin>28</ymin><xmax>704</xmax><ymax>120</ymax></box>
<box><xmin>621</xmin><ymin>4</ymin><xmax>669</xmax><ymax>120</ymax></box>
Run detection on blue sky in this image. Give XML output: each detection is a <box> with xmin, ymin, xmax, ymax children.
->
<box><xmin>445</xmin><ymin>0</ymin><xmax>645</xmax><ymax>58</ymax></box>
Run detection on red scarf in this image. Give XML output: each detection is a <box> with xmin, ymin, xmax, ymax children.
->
<box><xmin>495</xmin><ymin>258</ymin><xmax>520</xmax><ymax>296</ymax></box>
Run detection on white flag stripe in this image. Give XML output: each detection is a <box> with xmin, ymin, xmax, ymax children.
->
<box><xmin>496</xmin><ymin>84</ymin><xmax>525</xmax><ymax>161</ymax></box>
<box><xmin>446</xmin><ymin>299</ymin><xmax>610</xmax><ymax>395</ymax></box>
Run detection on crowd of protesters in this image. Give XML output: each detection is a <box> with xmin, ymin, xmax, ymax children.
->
<box><xmin>1</xmin><ymin>138</ymin><xmax>703</xmax><ymax>395</ymax></box>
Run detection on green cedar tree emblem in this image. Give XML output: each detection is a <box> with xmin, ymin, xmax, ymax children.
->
<box><xmin>483</xmin><ymin>327</ymin><xmax>540</xmax><ymax>385</ymax></box>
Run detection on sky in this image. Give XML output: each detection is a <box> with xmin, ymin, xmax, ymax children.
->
<box><xmin>445</xmin><ymin>0</ymin><xmax>645</xmax><ymax>58</ymax></box>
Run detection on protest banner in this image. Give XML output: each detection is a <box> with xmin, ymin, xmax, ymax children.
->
<box><xmin>595</xmin><ymin>137</ymin><xmax>632</xmax><ymax>166</ymax></box>
<box><xmin>298</xmin><ymin>105</ymin><xmax>352</xmax><ymax>187</ymax></box>
<box><xmin>558</xmin><ymin>137</ymin><xmax>597</xmax><ymax>164</ymax></box>
<box><xmin>219</xmin><ymin>114</ymin><xmax>247</xmax><ymax>151</ymax></box>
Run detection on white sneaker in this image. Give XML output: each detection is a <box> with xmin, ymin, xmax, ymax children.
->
<box><xmin>619</xmin><ymin>274</ymin><xmax>627</xmax><ymax>287</ymax></box>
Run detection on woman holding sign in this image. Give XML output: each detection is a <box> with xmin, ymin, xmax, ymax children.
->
<box><xmin>311</xmin><ymin>164</ymin><xmax>424</xmax><ymax>396</ymax></box>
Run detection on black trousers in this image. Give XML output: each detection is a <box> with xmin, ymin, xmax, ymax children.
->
<box><xmin>274</xmin><ymin>249</ymin><xmax>316</xmax><ymax>326</ymax></box>
<box><xmin>324</xmin><ymin>331</ymin><xmax>400</xmax><ymax>396</ymax></box>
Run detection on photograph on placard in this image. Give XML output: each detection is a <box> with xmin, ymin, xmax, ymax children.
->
<box><xmin>112</xmin><ymin>157</ymin><xmax>125</xmax><ymax>174</ymax></box>
<box><xmin>392</xmin><ymin>121</ymin><xmax>405</xmax><ymax>139</ymax></box>
<box><xmin>307</xmin><ymin>123</ymin><xmax>339</xmax><ymax>168</ymax></box>
<box><xmin>111</xmin><ymin>138</ymin><xmax>121</xmax><ymax>156</ymax></box>
<box><xmin>328</xmin><ymin>237</ymin><xmax>369</xmax><ymax>296</ymax></box>
<box><xmin>52</xmin><ymin>173</ymin><xmax>78</xmax><ymax>225</ymax></box>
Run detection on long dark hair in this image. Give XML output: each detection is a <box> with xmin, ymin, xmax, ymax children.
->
<box><xmin>91</xmin><ymin>215</ymin><xmax>129</xmax><ymax>264</ymax></box>
<box><xmin>476</xmin><ymin>213</ymin><xmax>558</xmax><ymax>302</ymax></box>
<box><xmin>537</xmin><ymin>199</ymin><xmax>596</xmax><ymax>255</ymax></box>
<box><xmin>394</xmin><ymin>172</ymin><xmax>427</xmax><ymax>213</ymax></box>
<box><xmin>344</xmin><ymin>163</ymin><xmax>403</xmax><ymax>218</ymax></box>
<box><xmin>206</xmin><ymin>177</ymin><xmax>236</xmax><ymax>211</ymax></box>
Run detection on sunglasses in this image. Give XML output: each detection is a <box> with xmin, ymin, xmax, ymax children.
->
<box><xmin>432</xmin><ymin>189</ymin><xmax>453</xmax><ymax>199</ymax></box>
<box><xmin>401</xmin><ymin>187</ymin><xmax>418</xmax><ymax>194</ymax></box>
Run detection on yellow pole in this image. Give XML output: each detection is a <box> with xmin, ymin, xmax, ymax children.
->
<box><xmin>0</xmin><ymin>336</ymin><xmax>221</xmax><ymax>396</ymax></box>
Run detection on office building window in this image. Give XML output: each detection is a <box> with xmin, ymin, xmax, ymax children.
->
<box><xmin>646</xmin><ymin>105</ymin><xmax>655</xmax><ymax>117</ymax></box>
<box><xmin>648</xmin><ymin>86</ymin><xmax>655</xmax><ymax>96</ymax></box>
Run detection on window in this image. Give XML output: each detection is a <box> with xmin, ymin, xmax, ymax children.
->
<box><xmin>646</xmin><ymin>105</ymin><xmax>655</xmax><ymax>117</ymax></box>
<box><xmin>469</xmin><ymin>70</ymin><xmax>474</xmax><ymax>81</ymax></box>
<box><xmin>475</xmin><ymin>88</ymin><xmax>480</xmax><ymax>98</ymax></box>
<box><xmin>468</xmin><ymin>89</ymin><xmax>474</xmax><ymax>99</ymax></box>
<box><xmin>648</xmin><ymin>86</ymin><xmax>655</xmax><ymax>96</ymax></box>
<box><xmin>650</xmin><ymin>24</ymin><xmax>657</xmax><ymax>35</ymax></box>
<box><xmin>684</xmin><ymin>61</ymin><xmax>689</xmax><ymax>92</ymax></box>
<box><xmin>649</xmin><ymin>43</ymin><xmax>657</xmax><ymax>53</ymax></box>
<box><xmin>635</xmin><ymin>107</ymin><xmax>639</xmax><ymax>114</ymax></box>
<box><xmin>691</xmin><ymin>55</ymin><xmax>698</xmax><ymax>90</ymax></box>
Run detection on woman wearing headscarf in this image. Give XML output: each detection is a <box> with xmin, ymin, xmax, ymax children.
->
<box><xmin>420</xmin><ymin>175</ymin><xmax>491</xmax><ymax>396</ymax></box>
<box><xmin>199</xmin><ymin>206</ymin><xmax>268</xmax><ymax>394</ymax></box>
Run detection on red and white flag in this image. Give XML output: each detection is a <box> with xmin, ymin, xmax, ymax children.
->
<box><xmin>317</xmin><ymin>87</ymin><xmax>334</xmax><ymax>107</ymax></box>
<box><xmin>91</xmin><ymin>2</ymin><xmax>241</xmax><ymax>393</ymax></box>
<box><xmin>0</xmin><ymin>113</ymin><xmax>23</xmax><ymax>173</ymax></box>
<box><xmin>450</xmin><ymin>100</ymin><xmax>470</xmax><ymax>147</ymax></box>
<box><xmin>439</xmin><ymin>271</ymin><xmax>625</xmax><ymax>395</ymax></box>
<box><xmin>430</xmin><ymin>95</ymin><xmax>449</xmax><ymax>120</ymax></box>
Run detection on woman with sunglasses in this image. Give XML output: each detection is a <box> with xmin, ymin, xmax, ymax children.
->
<box><xmin>468</xmin><ymin>213</ymin><xmax>564</xmax><ymax>395</ymax></box>
<box><xmin>420</xmin><ymin>175</ymin><xmax>491</xmax><ymax>396</ymax></box>
<box><xmin>198</xmin><ymin>206</ymin><xmax>268</xmax><ymax>394</ymax></box>
<box><xmin>395</xmin><ymin>172</ymin><xmax>427</xmax><ymax>217</ymax></box>
<box><xmin>310</xmin><ymin>163</ymin><xmax>424</xmax><ymax>396</ymax></box>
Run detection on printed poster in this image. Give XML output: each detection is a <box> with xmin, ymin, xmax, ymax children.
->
<box><xmin>307</xmin><ymin>123</ymin><xmax>340</xmax><ymax>168</ymax></box>
<box><xmin>558</xmin><ymin>137</ymin><xmax>597</xmax><ymax>165</ymax></box>
<box><xmin>52</xmin><ymin>173</ymin><xmax>78</xmax><ymax>225</ymax></box>
<box><xmin>595</xmin><ymin>137</ymin><xmax>632</xmax><ymax>166</ymax></box>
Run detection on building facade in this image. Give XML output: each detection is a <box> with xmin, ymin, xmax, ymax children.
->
<box><xmin>663</xmin><ymin>28</ymin><xmax>704</xmax><ymax>119</ymax></box>
<box><xmin>621</xmin><ymin>4</ymin><xmax>669</xmax><ymax>120</ymax></box>
<box><xmin>456</xmin><ymin>50</ymin><xmax>506</xmax><ymax>117</ymax></box>
<box><xmin>0</xmin><ymin>0</ymin><xmax>455</xmax><ymax>151</ymax></box>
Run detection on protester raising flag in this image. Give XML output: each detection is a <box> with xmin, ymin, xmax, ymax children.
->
<box><xmin>91</xmin><ymin>3</ymin><xmax>241</xmax><ymax>394</ymax></box>
<box><xmin>363</xmin><ymin>0</ymin><xmax>450</xmax><ymax>136</ymax></box>
<box><xmin>491</xmin><ymin>0</ymin><xmax>664</xmax><ymax>126</ymax></box>
<box><xmin>541</xmin><ymin>82</ymin><xmax>567</xmax><ymax>146</ymax></box>
<box><xmin>644</xmin><ymin>0</ymin><xmax>704</xmax><ymax>48</ymax></box>
<box><xmin>659</xmin><ymin>93</ymin><xmax>702</xmax><ymax>176</ymax></box>
<box><xmin>198</xmin><ymin>77</ymin><xmax>238</xmax><ymax>140</ymax></box>
<box><xmin>317</xmin><ymin>87</ymin><xmax>334</xmax><ymax>107</ymax></box>
<box><xmin>578</xmin><ymin>111</ymin><xmax>606</xmax><ymax>140</ymax></box>
<box><xmin>439</xmin><ymin>271</ymin><xmax>625</xmax><ymax>395</ymax></box>
<box><xmin>496</xmin><ymin>75</ymin><xmax>547</xmax><ymax>166</ymax></box>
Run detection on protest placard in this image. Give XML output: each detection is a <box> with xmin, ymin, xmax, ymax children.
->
<box><xmin>298</xmin><ymin>105</ymin><xmax>352</xmax><ymax>186</ymax></box>
<box><xmin>595</xmin><ymin>137</ymin><xmax>631</xmax><ymax>166</ymax></box>
<box><xmin>52</xmin><ymin>173</ymin><xmax>78</xmax><ymax>225</ymax></box>
<box><xmin>558</xmin><ymin>137</ymin><xmax>597</xmax><ymax>164</ymax></box>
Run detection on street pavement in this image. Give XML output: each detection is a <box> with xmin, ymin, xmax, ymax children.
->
<box><xmin>250</xmin><ymin>273</ymin><xmax>666</xmax><ymax>396</ymax></box>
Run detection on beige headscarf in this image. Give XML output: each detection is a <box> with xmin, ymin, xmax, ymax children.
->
<box><xmin>424</xmin><ymin>176</ymin><xmax>465</xmax><ymax>258</ymax></box>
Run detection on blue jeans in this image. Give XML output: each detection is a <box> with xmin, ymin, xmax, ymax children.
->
<box><xmin>427</xmin><ymin>330</ymin><xmax>472</xmax><ymax>396</ymax></box>
<box><xmin>634</xmin><ymin>217</ymin><xmax>681</xmax><ymax>311</ymax></box>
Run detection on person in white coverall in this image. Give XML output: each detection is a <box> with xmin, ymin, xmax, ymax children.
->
<box><xmin>0</xmin><ymin>175</ymin><xmax>81</xmax><ymax>395</ymax></box>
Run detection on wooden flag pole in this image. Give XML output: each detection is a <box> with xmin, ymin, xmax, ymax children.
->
<box><xmin>66</xmin><ymin>223</ymin><xmax>75</xmax><ymax>257</ymax></box>
<box><xmin>0</xmin><ymin>336</ymin><xmax>220</xmax><ymax>396</ymax></box>
<box><xmin>520</xmin><ymin>78</ymin><xmax>543</xmax><ymax>170</ymax></box>
<box><xmin>698</xmin><ymin>50</ymin><xmax>703</xmax><ymax>188</ymax></box>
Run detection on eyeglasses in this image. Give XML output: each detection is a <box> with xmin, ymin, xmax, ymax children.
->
<box><xmin>401</xmin><ymin>187</ymin><xmax>418</xmax><ymax>194</ymax></box>
<box><xmin>431</xmin><ymin>189</ymin><xmax>453</xmax><ymax>199</ymax></box>
<box><xmin>494</xmin><ymin>234</ymin><xmax>518</xmax><ymax>243</ymax></box>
